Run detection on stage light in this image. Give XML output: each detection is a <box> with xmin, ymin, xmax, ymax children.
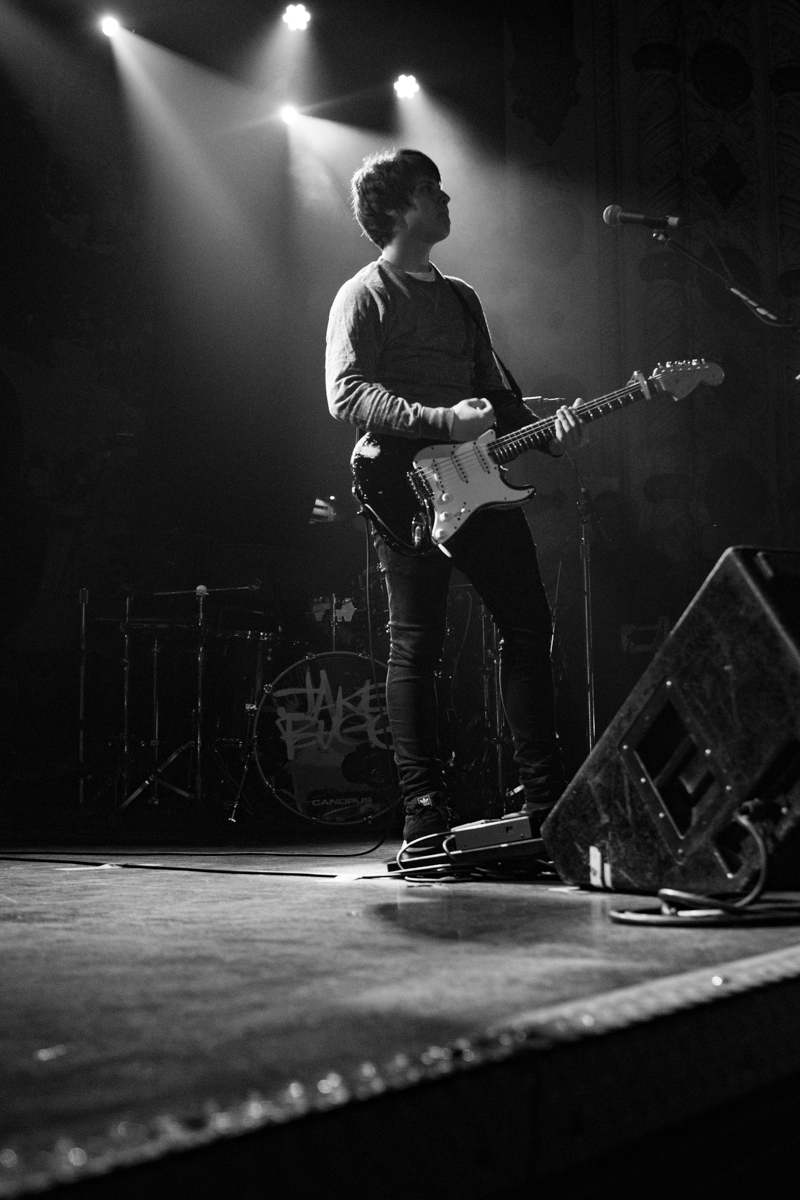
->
<box><xmin>280</xmin><ymin>105</ymin><xmax>299</xmax><ymax>124</ymax></box>
<box><xmin>282</xmin><ymin>5</ymin><xmax>310</xmax><ymax>31</ymax></box>
<box><xmin>394</xmin><ymin>74</ymin><xmax>419</xmax><ymax>99</ymax></box>
<box><xmin>100</xmin><ymin>15</ymin><xmax>121</xmax><ymax>36</ymax></box>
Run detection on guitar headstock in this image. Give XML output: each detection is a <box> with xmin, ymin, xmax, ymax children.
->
<box><xmin>650</xmin><ymin>359</ymin><xmax>724</xmax><ymax>400</ymax></box>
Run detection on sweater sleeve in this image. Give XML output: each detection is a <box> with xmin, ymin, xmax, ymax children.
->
<box><xmin>325</xmin><ymin>278</ymin><xmax>454</xmax><ymax>441</ymax></box>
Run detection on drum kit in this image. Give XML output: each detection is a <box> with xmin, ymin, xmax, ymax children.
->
<box><xmin>82</xmin><ymin>572</ymin><xmax>397</xmax><ymax>827</ymax></box>
<box><xmin>81</xmin><ymin>560</ymin><xmax>515</xmax><ymax>827</ymax></box>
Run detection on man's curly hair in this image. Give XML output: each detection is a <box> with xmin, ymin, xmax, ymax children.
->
<box><xmin>351</xmin><ymin>149</ymin><xmax>441</xmax><ymax>248</ymax></box>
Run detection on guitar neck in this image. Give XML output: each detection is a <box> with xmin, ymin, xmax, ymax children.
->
<box><xmin>490</xmin><ymin>377</ymin><xmax>651</xmax><ymax>465</ymax></box>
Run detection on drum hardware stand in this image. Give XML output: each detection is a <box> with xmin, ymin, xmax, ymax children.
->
<box><xmin>314</xmin><ymin>592</ymin><xmax>359</xmax><ymax>652</ymax></box>
<box><xmin>77</xmin><ymin>588</ymin><xmax>89</xmax><ymax>805</ymax></box>
<box><xmin>146</xmin><ymin>627</ymin><xmax>165</xmax><ymax>802</ymax></box>
<box><xmin>79</xmin><ymin>590</ymin><xmax>138</xmax><ymax>810</ymax></box>
<box><xmin>121</xmin><ymin>590</ymin><xmax>134</xmax><ymax>802</ymax></box>
<box><xmin>221</xmin><ymin>624</ymin><xmax>274</xmax><ymax>824</ymax></box>
<box><xmin>226</xmin><ymin>699</ymin><xmax>260</xmax><ymax>824</ymax></box>
<box><xmin>119</xmin><ymin>581</ymin><xmax>260</xmax><ymax>812</ymax></box>
<box><xmin>330</xmin><ymin>592</ymin><xmax>338</xmax><ymax>652</ymax></box>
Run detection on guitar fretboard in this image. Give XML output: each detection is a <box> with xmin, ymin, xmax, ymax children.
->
<box><xmin>489</xmin><ymin>380</ymin><xmax>649</xmax><ymax>465</ymax></box>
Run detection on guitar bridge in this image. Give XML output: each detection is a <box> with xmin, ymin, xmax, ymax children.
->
<box><xmin>408</xmin><ymin>468</ymin><xmax>433</xmax><ymax>502</ymax></box>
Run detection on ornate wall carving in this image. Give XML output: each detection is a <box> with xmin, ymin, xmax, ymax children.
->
<box><xmin>612</xmin><ymin>1</ymin><xmax>794</xmax><ymax>575</ymax></box>
<box><xmin>503</xmin><ymin>0</ymin><xmax>800</xmax><ymax>736</ymax></box>
<box><xmin>768</xmin><ymin>0</ymin><xmax>800</xmax><ymax>544</ymax></box>
<box><xmin>504</xmin><ymin>0</ymin><xmax>582</xmax><ymax>145</ymax></box>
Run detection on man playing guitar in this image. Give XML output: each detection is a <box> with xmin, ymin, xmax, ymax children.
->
<box><xmin>325</xmin><ymin>148</ymin><xmax>583</xmax><ymax>853</ymax></box>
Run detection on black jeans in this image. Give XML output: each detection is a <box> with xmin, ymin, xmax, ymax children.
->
<box><xmin>374</xmin><ymin>507</ymin><xmax>564</xmax><ymax>809</ymax></box>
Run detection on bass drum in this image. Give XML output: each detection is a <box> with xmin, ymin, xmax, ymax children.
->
<box><xmin>253</xmin><ymin>652</ymin><xmax>395</xmax><ymax>825</ymax></box>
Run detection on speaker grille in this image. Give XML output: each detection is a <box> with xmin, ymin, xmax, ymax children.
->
<box><xmin>543</xmin><ymin>547</ymin><xmax>800</xmax><ymax>895</ymax></box>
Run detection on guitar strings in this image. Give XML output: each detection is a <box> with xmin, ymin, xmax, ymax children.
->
<box><xmin>415</xmin><ymin>381</ymin><xmax>642</xmax><ymax>491</ymax></box>
<box><xmin>491</xmin><ymin>382</ymin><xmax>642</xmax><ymax>458</ymax></box>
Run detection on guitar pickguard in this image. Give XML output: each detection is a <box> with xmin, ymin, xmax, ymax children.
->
<box><xmin>412</xmin><ymin>431</ymin><xmax>535</xmax><ymax>548</ymax></box>
<box><xmin>351</xmin><ymin>429</ymin><xmax>535</xmax><ymax>555</ymax></box>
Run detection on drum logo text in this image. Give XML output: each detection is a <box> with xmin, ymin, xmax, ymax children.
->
<box><xmin>273</xmin><ymin>668</ymin><xmax>387</xmax><ymax>759</ymax></box>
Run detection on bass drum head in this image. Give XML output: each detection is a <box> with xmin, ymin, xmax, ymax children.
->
<box><xmin>253</xmin><ymin>652</ymin><xmax>395</xmax><ymax>825</ymax></box>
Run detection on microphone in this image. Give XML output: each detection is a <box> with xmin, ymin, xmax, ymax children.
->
<box><xmin>603</xmin><ymin>204</ymin><xmax>681</xmax><ymax>230</ymax></box>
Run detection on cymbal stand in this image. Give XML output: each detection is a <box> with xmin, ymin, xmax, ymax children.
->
<box><xmin>121</xmin><ymin>591</ymin><xmax>133</xmax><ymax>801</ymax></box>
<box><xmin>120</xmin><ymin>581</ymin><xmax>261</xmax><ymax>811</ymax></box>
<box><xmin>119</xmin><ymin>586</ymin><xmax>206</xmax><ymax>809</ymax></box>
<box><xmin>77</xmin><ymin>588</ymin><xmax>88</xmax><ymax>806</ymax></box>
<box><xmin>148</xmin><ymin>627</ymin><xmax>164</xmax><ymax>801</ymax></box>
<box><xmin>82</xmin><ymin>589</ymin><xmax>136</xmax><ymax>809</ymax></box>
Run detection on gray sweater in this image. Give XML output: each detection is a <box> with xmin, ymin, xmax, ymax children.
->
<box><xmin>325</xmin><ymin>257</ymin><xmax>504</xmax><ymax>442</ymax></box>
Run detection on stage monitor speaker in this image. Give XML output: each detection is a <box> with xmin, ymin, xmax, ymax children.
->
<box><xmin>542</xmin><ymin>547</ymin><xmax>800</xmax><ymax>896</ymax></box>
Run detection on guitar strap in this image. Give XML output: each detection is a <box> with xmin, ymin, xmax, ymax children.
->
<box><xmin>443</xmin><ymin>275</ymin><xmax>526</xmax><ymax>421</ymax></box>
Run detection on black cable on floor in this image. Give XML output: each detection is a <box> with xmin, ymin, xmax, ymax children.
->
<box><xmin>0</xmin><ymin>854</ymin><xmax>388</xmax><ymax>878</ymax></box>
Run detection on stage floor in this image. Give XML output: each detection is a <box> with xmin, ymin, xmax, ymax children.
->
<box><xmin>3</xmin><ymin>839</ymin><xmax>800</xmax><ymax>1198</ymax></box>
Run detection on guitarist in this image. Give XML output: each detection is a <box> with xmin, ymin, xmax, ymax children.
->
<box><xmin>325</xmin><ymin>148</ymin><xmax>583</xmax><ymax>853</ymax></box>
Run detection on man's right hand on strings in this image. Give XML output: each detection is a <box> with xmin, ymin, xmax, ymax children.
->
<box><xmin>449</xmin><ymin>397</ymin><xmax>495</xmax><ymax>442</ymax></box>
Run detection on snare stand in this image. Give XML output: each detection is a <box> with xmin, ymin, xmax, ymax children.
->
<box><xmin>226</xmin><ymin>697</ymin><xmax>260</xmax><ymax>824</ymax></box>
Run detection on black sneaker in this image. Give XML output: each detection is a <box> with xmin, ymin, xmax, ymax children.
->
<box><xmin>520</xmin><ymin>800</ymin><xmax>556</xmax><ymax>839</ymax></box>
<box><xmin>503</xmin><ymin>795</ymin><xmax>558</xmax><ymax>838</ymax></box>
<box><xmin>401</xmin><ymin>793</ymin><xmax>455</xmax><ymax>855</ymax></box>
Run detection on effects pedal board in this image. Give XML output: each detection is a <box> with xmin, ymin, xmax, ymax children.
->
<box><xmin>388</xmin><ymin>813</ymin><xmax>550</xmax><ymax>876</ymax></box>
<box><xmin>452</xmin><ymin>814</ymin><xmax>537</xmax><ymax>850</ymax></box>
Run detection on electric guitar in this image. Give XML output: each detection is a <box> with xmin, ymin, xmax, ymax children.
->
<box><xmin>351</xmin><ymin>360</ymin><xmax>724</xmax><ymax>556</ymax></box>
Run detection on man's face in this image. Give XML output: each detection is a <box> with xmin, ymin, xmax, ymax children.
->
<box><xmin>395</xmin><ymin>175</ymin><xmax>451</xmax><ymax>244</ymax></box>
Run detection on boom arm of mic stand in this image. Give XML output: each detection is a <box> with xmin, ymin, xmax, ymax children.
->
<box><xmin>653</xmin><ymin>230</ymin><xmax>798</xmax><ymax>329</ymax></box>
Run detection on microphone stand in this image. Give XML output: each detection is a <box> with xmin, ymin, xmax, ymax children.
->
<box><xmin>573</xmin><ymin>467</ymin><xmax>597</xmax><ymax>753</ymax></box>
<box><xmin>566</xmin><ymin>458</ymin><xmax>615</xmax><ymax>754</ymax></box>
<box><xmin>569</xmin><ymin>459</ymin><xmax>630</xmax><ymax>754</ymax></box>
<box><xmin>652</xmin><ymin>229</ymin><xmax>798</xmax><ymax>329</ymax></box>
